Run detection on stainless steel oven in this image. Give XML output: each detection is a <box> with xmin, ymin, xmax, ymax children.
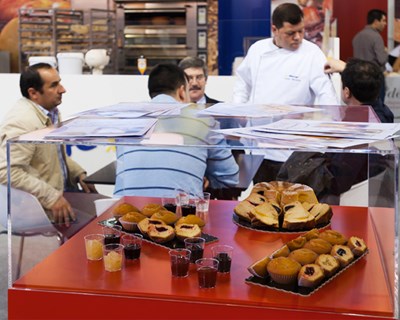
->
<box><xmin>115</xmin><ymin>1</ymin><xmax>208</xmax><ymax>74</ymax></box>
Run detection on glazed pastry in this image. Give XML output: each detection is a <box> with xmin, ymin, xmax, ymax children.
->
<box><xmin>282</xmin><ymin>202</ymin><xmax>316</xmax><ymax>231</ymax></box>
<box><xmin>347</xmin><ymin>236</ymin><xmax>368</xmax><ymax>256</ymax></box>
<box><xmin>319</xmin><ymin>230</ymin><xmax>348</xmax><ymax>245</ymax></box>
<box><xmin>297</xmin><ymin>264</ymin><xmax>324</xmax><ymax>288</ymax></box>
<box><xmin>267</xmin><ymin>257</ymin><xmax>302</xmax><ymax>285</ymax></box>
<box><xmin>331</xmin><ymin>245</ymin><xmax>354</xmax><ymax>268</ymax></box>
<box><xmin>250</xmin><ymin>202</ymin><xmax>280</xmax><ymax>229</ymax></box>
<box><xmin>306</xmin><ymin>203</ymin><xmax>333</xmax><ymax>226</ymax></box>
<box><xmin>288</xmin><ymin>248</ymin><xmax>318</xmax><ymax>266</ymax></box>
<box><xmin>303</xmin><ymin>238</ymin><xmax>332</xmax><ymax>254</ymax></box>
<box><xmin>233</xmin><ymin>200</ymin><xmax>254</xmax><ymax>221</ymax></box>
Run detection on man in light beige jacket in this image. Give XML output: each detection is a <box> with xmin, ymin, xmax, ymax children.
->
<box><xmin>0</xmin><ymin>63</ymin><xmax>96</xmax><ymax>226</ymax></box>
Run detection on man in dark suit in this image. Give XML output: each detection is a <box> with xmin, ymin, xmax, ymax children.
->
<box><xmin>178</xmin><ymin>56</ymin><xmax>219</xmax><ymax>105</ymax></box>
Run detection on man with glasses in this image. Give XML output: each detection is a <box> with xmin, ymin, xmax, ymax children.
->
<box><xmin>178</xmin><ymin>56</ymin><xmax>219</xmax><ymax>105</ymax></box>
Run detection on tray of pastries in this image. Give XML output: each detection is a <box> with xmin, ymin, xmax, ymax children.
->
<box><xmin>99</xmin><ymin>202</ymin><xmax>218</xmax><ymax>250</ymax></box>
<box><xmin>233</xmin><ymin>181</ymin><xmax>333</xmax><ymax>233</ymax></box>
<box><xmin>246</xmin><ymin>228</ymin><xmax>368</xmax><ymax>296</ymax></box>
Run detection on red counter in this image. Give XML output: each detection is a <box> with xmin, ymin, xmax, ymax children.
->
<box><xmin>8</xmin><ymin>197</ymin><xmax>396</xmax><ymax>319</ymax></box>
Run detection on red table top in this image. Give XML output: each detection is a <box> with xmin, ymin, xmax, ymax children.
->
<box><xmin>10</xmin><ymin>197</ymin><xmax>396</xmax><ymax>318</ymax></box>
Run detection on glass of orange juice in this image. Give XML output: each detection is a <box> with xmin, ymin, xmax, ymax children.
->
<box><xmin>84</xmin><ymin>234</ymin><xmax>105</xmax><ymax>261</ymax></box>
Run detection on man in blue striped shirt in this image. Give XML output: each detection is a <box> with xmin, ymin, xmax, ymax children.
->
<box><xmin>114</xmin><ymin>64</ymin><xmax>239</xmax><ymax>198</ymax></box>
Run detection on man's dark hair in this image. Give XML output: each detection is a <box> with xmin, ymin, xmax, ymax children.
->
<box><xmin>367</xmin><ymin>9</ymin><xmax>386</xmax><ymax>25</ymax></box>
<box><xmin>148</xmin><ymin>63</ymin><xmax>187</xmax><ymax>98</ymax></box>
<box><xmin>341</xmin><ymin>58</ymin><xmax>383</xmax><ymax>104</ymax></box>
<box><xmin>20</xmin><ymin>63</ymin><xmax>53</xmax><ymax>98</ymax></box>
<box><xmin>178</xmin><ymin>56</ymin><xmax>208</xmax><ymax>78</ymax></box>
<box><xmin>272</xmin><ymin>3</ymin><xmax>303</xmax><ymax>29</ymax></box>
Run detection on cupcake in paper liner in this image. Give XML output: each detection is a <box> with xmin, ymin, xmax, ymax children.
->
<box><xmin>267</xmin><ymin>257</ymin><xmax>302</xmax><ymax>284</ymax></box>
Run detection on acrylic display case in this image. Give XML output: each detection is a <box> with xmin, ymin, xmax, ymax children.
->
<box><xmin>6</xmin><ymin>104</ymin><xmax>399</xmax><ymax>319</ymax></box>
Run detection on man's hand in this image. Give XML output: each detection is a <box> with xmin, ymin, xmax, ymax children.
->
<box><xmin>78</xmin><ymin>173</ymin><xmax>97</xmax><ymax>193</ymax></box>
<box><xmin>324</xmin><ymin>58</ymin><xmax>346</xmax><ymax>74</ymax></box>
<box><xmin>51</xmin><ymin>195</ymin><xmax>76</xmax><ymax>227</ymax></box>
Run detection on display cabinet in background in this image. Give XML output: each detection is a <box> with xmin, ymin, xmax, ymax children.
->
<box><xmin>5</xmin><ymin>104</ymin><xmax>399</xmax><ymax>319</ymax></box>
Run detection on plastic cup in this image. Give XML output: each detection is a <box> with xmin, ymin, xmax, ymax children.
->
<box><xmin>211</xmin><ymin>244</ymin><xmax>233</xmax><ymax>273</ymax></box>
<box><xmin>102</xmin><ymin>225</ymin><xmax>122</xmax><ymax>245</ymax></box>
<box><xmin>121</xmin><ymin>233</ymin><xmax>143</xmax><ymax>260</ymax></box>
<box><xmin>195</xmin><ymin>192</ymin><xmax>210</xmax><ymax>223</ymax></box>
<box><xmin>84</xmin><ymin>234</ymin><xmax>105</xmax><ymax>261</ymax></box>
<box><xmin>103</xmin><ymin>243</ymin><xmax>124</xmax><ymax>272</ymax></box>
<box><xmin>169</xmin><ymin>248</ymin><xmax>191</xmax><ymax>278</ymax></box>
<box><xmin>161</xmin><ymin>195</ymin><xmax>177</xmax><ymax>213</ymax></box>
<box><xmin>184</xmin><ymin>237</ymin><xmax>205</xmax><ymax>263</ymax></box>
<box><xmin>196</xmin><ymin>258</ymin><xmax>219</xmax><ymax>288</ymax></box>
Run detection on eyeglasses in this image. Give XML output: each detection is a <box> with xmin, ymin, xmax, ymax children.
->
<box><xmin>187</xmin><ymin>74</ymin><xmax>205</xmax><ymax>82</ymax></box>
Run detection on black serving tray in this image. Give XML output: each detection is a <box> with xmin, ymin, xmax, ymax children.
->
<box><xmin>245</xmin><ymin>250</ymin><xmax>369</xmax><ymax>296</ymax></box>
<box><xmin>99</xmin><ymin>218</ymin><xmax>218</xmax><ymax>249</ymax></box>
<box><xmin>232</xmin><ymin>213</ymin><xmax>330</xmax><ymax>234</ymax></box>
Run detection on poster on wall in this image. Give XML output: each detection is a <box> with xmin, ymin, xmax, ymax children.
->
<box><xmin>0</xmin><ymin>0</ymin><xmax>71</xmax><ymax>31</ymax></box>
<box><xmin>271</xmin><ymin>0</ymin><xmax>336</xmax><ymax>54</ymax></box>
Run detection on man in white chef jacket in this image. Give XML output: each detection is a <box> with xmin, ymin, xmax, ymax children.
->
<box><xmin>233</xmin><ymin>2</ymin><xmax>339</xmax><ymax>182</ymax></box>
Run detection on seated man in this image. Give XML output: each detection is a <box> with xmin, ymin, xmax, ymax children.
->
<box><xmin>278</xmin><ymin>58</ymin><xmax>394</xmax><ymax>203</ymax></box>
<box><xmin>178</xmin><ymin>56</ymin><xmax>219</xmax><ymax>104</ymax></box>
<box><xmin>114</xmin><ymin>63</ymin><xmax>239</xmax><ymax>198</ymax></box>
<box><xmin>0</xmin><ymin>63</ymin><xmax>97</xmax><ymax>228</ymax></box>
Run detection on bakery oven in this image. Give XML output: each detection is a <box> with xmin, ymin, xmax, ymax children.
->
<box><xmin>115</xmin><ymin>0</ymin><xmax>208</xmax><ymax>74</ymax></box>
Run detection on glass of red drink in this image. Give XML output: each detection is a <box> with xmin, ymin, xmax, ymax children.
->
<box><xmin>169</xmin><ymin>248</ymin><xmax>191</xmax><ymax>277</ymax></box>
<box><xmin>121</xmin><ymin>233</ymin><xmax>143</xmax><ymax>260</ymax></box>
<box><xmin>184</xmin><ymin>237</ymin><xmax>205</xmax><ymax>263</ymax></box>
<box><xmin>196</xmin><ymin>258</ymin><xmax>219</xmax><ymax>288</ymax></box>
<box><xmin>211</xmin><ymin>244</ymin><xmax>233</xmax><ymax>273</ymax></box>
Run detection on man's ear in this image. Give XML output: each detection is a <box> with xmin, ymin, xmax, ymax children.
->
<box><xmin>177</xmin><ymin>84</ymin><xmax>188</xmax><ymax>102</ymax></box>
<box><xmin>27</xmin><ymin>87</ymin><xmax>38</xmax><ymax>100</ymax></box>
<box><xmin>343</xmin><ymin>86</ymin><xmax>352</xmax><ymax>99</ymax></box>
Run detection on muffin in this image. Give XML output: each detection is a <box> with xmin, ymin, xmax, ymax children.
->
<box><xmin>298</xmin><ymin>264</ymin><xmax>325</xmax><ymax>288</ymax></box>
<box><xmin>112</xmin><ymin>203</ymin><xmax>140</xmax><ymax>219</ymax></box>
<box><xmin>141</xmin><ymin>203</ymin><xmax>164</xmax><ymax>217</ymax></box>
<box><xmin>331</xmin><ymin>245</ymin><xmax>354</xmax><ymax>268</ymax></box>
<box><xmin>137</xmin><ymin>218</ymin><xmax>165</xmax><ymax>236</ymax></box>
<box><xmin>151</xmin><ymin>210</ymin><xmax>179</xmax><ymax>225</ymax></box>
<box><xmin>303</xmin><ymin>228</ymin><xmax>320</xmax><ymax>241</ymax></box>
<box><xmin>347</xmin><ymin>236</ymin><xmax>367</xmax><ymax>256</ymax></box>
<box><xmin>267</xmin><ymin>257</ymin><xmax>302</xmax><ymax>285</ymax></box>
<box><xmin>288</xmin><ymin>248</ymin><xmax>318</xmax><ymax>266</ymax></box>
<box><xmin>315</xmin><ymin>254</ymin><xmax>340</xmax><ymax>277</ymax></box>
<box><xmin>303</xmin><ymin>238</ymin><xmax>332</xmax><ymax>254</ymax></box>
<box><xmin>319</xmin><ymin>230</ymin><xmax>348</xmax><ymax>245</ymax></box>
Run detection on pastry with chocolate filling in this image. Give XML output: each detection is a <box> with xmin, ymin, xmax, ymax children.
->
<box><xmin>175</xmin><ymin>223</ymin><xmax>202</xmax><ymax>240</ymax></box>
<box><xmin>331</xmin><ymin>245</ymin><xmax>354</xmax><ymax>268</ymax></box>
<box><xmin>297</xmin><ymin>264</ymin><xmax>325</xmax><ymax>288</ymax></box>
<box><xmin>245</xmin><ymin>193</ymin><xmax>267</xmax><ymax>206</ymax></box>
<box><xmin>306</xmin><ymin>203</ymin><xmax>333</xmax><ymax>226</ymax></box>
<box><xmin>315</xmin><ymin>254</ymin><xmax>340</xmax><ymax>277</ymax></box>
<box><xmin>138</xmin><ymin>218</ymin><xmax>166</xmax><ymax>236</ymax></box>
<box><xmin>347</xmin><ymin>236</ymin><xmax>368</xmax><ymax>256</ymax></box>
<box><xmin>249</xmin><ymin>201</ymin><xmax>280</xmax><ymax>229</ymax></box>
<box><xmin>282</xmin><ymin>201</ymin><xmax>315</xmax><ymax>230</ymax></box>
<box><xmin>147</xmin><ymin>224</ymin><xmax>175</xmax><ymax>243</ymax></box>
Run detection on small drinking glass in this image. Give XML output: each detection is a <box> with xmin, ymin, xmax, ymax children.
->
<box><xmin>103</xmin><ymin>243</ymin><xmax>124</xmax><ymax>272</ymax></box>
<box><xmin>211</xmin><ymin>244</ymin><xmax>233</xmax><ymax>273</ymax></box>
<box><xmin>196</xmin><ymin>258</ymin><xmax>219</xmax><ymax>288</ymax></box>
<box><xmin>184</xmin><ymin>237</ymin><xmax>205</xmax><ymax>263</ymax></box>
<box><xmin>169</xmin><ymin>248</ymin><xmax>191</xmax><ymax>278</ymax></box>
<box><xmin>84</xmin><ymin>234</ymin><xmax>105</xmax><ymax>261</ymax></box>
<box><xmin>102</xmin><ymin>225</ymin><xmax>122</xmax><ymax>245</ymax></box>
<box><xmin>161</xmin><ymin>195</ymin><xmax>177</xmax><ymax>213</ymax></box>
<box><xmin>195</xmin><ymin>192</ymin><xmax>211</xmax><ymax>223</ymax></box>
<box><xmin>121</xmin><ymin>233</ymin><xmax>143</xmax><ymax>260</ymax></box>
